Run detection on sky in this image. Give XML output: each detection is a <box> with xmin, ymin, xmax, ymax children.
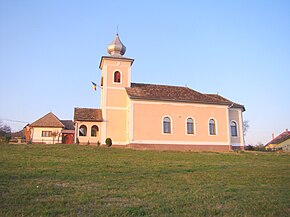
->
<box><xmin>0</xmin><ymin>0</ymin><xmax>289</xmax><ymax>145</ymax></box>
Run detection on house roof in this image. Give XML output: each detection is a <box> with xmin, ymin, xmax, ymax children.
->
<box><xmin>60</xmin><ymin>120</ymin><xmax>75</xmax><ymax>130</ymax></box>
<box><xmin>266</xmin><ymin>130</ymin><xmax>290</xmax><ymax>146</ymax></box>
<box><xmin>125</xmin><ymin>83</ymin><xmax>245</xmax><ymax>111</ymax></box>
<box><xmin>74</xmin><ymin>108</ymin><xmax>103</xmax><ymax>122</ymax></box>
<box><xmin>30</xmin><ymin>112</ymin><xmax>64</xmax><ymax>128</ymax></box>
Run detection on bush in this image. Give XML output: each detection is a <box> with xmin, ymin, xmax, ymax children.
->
<box><xmin>245</xmin><ymin>145</ymin><xmax>255</xmax><ymax>151</ymax></box>
<box><xmin>97</xmin><ymin>140</ymin><xmax>101</xmax><ymax>147</ymax></box>
<box><xmin>105</xmin><ymin>138</ymin><xmax>112</xmax><ymax>147</ymax></box>
<box><xmin>0</xmin><ymin>135</ymin><xmax>11</xmax><ymax>144</ymax></box>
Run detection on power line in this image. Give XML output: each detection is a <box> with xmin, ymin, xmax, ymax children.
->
<box><xmin>0</xmin><ymin>118</ymin><xmax>29</xmax><ymax>124</ymax></box>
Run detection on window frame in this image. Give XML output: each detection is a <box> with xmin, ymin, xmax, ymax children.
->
<box><xmin>209</xmin><ymin>118</ymin><xmax>217</xmax><ymax>135</ymax></box>
<box><xmin>162</xmin><ymin>116</ymin><xmax>172</xmax><ymax>134</ymax></box>
<box><xmin>113</xmin><ymin>71</ymin><xmax>122</xmax><ymax>84</ymax></box>
<box><xmin>91</xmin><ymin>125</ymin><xmax>99</xmax><ymax>137</ymax></box>
<box><xmin>230</xmin><ymin>121</ymin><xmax>238</xmax><ymax>137</ymax></box>
<box><xmin>41</xmin><ymin>131</ymin><xmax>52</xmax><ymax>137</ymax></box>
<box><xmin>79</xmin><ymin>125</ymin><xmax>87</xmax><ymax>137</ymax></box>
<box><xmin>186</xmin><ymin>117</ymin><xmax>195</xmax><ymax>135</ymax></box>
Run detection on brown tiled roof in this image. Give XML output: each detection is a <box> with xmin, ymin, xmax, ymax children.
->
<box><xmin>266</xmin><ymin>130</ymin><xmax>290</xmax><ymax>146</ymax></box>
<box><xmin>205</xmin><ymin>94</ymin><xmax>245</xmax><ymax>111</ymax></box>
<box><xmin>126</xmin><ymin>83</ymin><xmax>245</xmax><ymax>110</ymax></box>
<box><xmin>74</xmin><ymin>108</ymin><xmax>103</xmax><ymax>122</ymax></box>
<box><xmin>60</xmin><ymin>120</ymin><xmax>75</xmax><ymax>130</ymax></box>
<box><xmin>30</xmin><ymin>112</ymin><xmax>64</xmax><ymax>128</ymax></box>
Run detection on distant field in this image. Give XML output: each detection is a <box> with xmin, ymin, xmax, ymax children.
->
<box><xmin>0</xmin><ymin>144</ymin><xmax>289</xmax><ymax>216</ymax></box>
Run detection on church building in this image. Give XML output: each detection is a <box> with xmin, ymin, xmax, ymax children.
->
<box><xmin>74</xmin><ymin>34</ymin><xmax>245</xmax><ymax>151</ymax></box>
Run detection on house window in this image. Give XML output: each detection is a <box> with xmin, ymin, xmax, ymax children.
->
<box><xmin>163</xmin><ymin>117</ymin><xmax>171</xmax><ymax>134</ymax></box>
<box><xmin>42</xmin><ymin>131</ymin><xmax>52</xmax><ymax>137</ymax></box>
<box><xmin>187</xmin><ymin>118</ymin><xmax>194</xmax><ymax>134</ymax></box>
<box><xmin>114</xmin><ymin>71</ymin><xmax>121</xmax><ymax>83</ymax></box>
<box><xmin>91</xmin><ymin>125</ymin><xmax>99</xmax><ymax>137</ymax></box>
<box><xmin>231</xmin><ymin>121</ymin><xmax>238</xmax><ymax>137</ymax></box>
<box><xmin>209</xmin><ymin>119</ymin><xmax>216</xmax><ymax>135</ymax></box>
<box><xmin>79</xmin><ymin>125</ymin><xmax>87</xmax><ymax>136</ymax></box>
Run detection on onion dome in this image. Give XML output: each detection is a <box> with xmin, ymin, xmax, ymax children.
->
<box><xmin>107</xmin><ymin>33</ymin><xmax>126</xmax><ymax>56</ymax></box>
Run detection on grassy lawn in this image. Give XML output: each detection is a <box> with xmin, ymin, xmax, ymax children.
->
<box><xmin>0</xmin><ymin>144</ymin><xmax>289</xmax><ymax>216</ymax></box>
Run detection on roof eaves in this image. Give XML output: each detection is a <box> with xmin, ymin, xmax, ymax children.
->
<box><xmin>128</xmin><ymin>96</ymin><xmax>232</xmax><ymax>106</ymax></box>
<box><xmin>99</xmin><ymin>56</ymin><xmax>134</xmax><ymax>69</ymax></box>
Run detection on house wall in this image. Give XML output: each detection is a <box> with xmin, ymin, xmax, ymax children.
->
<box><xmin>75</xmin><ymin>121</ymin><xmax>102</xmax><ymax>144</ymax></box>
<box><xmin>130</xmin><ymin>100</ymin><xmax>231</xmax><ymax>148</ymax></box>
<box><xmin>100</xmin><ymin>57</ymin><xmax>133</xmax><ymax>145</ymax></box>
<box><xmin>31</xmin><ymin>127</ymin><xmax>63</xmax><ymax>144</ymax></box>
<box><xmin>265</xmin><ymin>143</ymin><xmax>275</xmax><ymax>150</ymax></box>
<box><xmin>279</xmin><ymin>139</ymin><xmax>290</xmax><ymax>152</ymax></box>
<box><xmin>229</xmin><ymin>108</ymin><xmax>244</xmax><ymax>148</ymax></box>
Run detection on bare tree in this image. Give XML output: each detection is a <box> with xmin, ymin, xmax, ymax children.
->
<box><xmin>51</xmin><ymin>130</ymin><xmax>61</xmax><ymax>144</ymax></box>
<box><xmin>243</xmin><ymin>120</ymin><xmax>249</xmax><ymax>137</ymax></box>
<box><xmin>0</xmin><ymin>121</ymin><xmax>11</xmax><ymax>143</ymax></box>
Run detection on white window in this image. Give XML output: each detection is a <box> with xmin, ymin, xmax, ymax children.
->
<box><xmin>42</xmin><ymin>131</ymin><xmax>52</xmax><ymax>137</ymax></box>
<box><xmin>231</xmin><ymin>121</ymin><xmax>238</xmax><ymax>137</ymax></box>
<box><xmin>209</xmin><ymin>119</ymin><xmax>216</xmax><ymax>135</ymax></box>
<box><xmin>187</xmin><ymin>118</ymin><xmax>194</xmax><ymax>134</ymax></box>
<box><xmin>114</xmin><ymin>71</ymin><xmax>121</xmax><ymax>83</ymax></box>
<box><xmin>91</xmin><ymin>125</ymin><xmax>99</xmax><ymax>137</ymax></box>
<box><xmin>79</xmin><ymin>125</ymin><xmax>87</xmax><ymax>136</ymax></box>
<box><xmin>163</xmin><ymin>117</ymin><xmax>171</xmax><ymax>134</ymax></box>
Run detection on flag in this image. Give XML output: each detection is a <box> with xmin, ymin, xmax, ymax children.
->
<box><xmin>91</xmin><ymin>81</ymin><xmax>97</xmax><ymax>91</ymax></box>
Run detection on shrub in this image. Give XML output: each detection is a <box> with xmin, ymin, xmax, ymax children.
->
<box><xmin>105</xmin><ymin>138</ymin><xmax>112</xmax><ymax>147</ymax></box>
<box><xmin>245</xmin><ymin>145</ymin><xmax>255</xmax><ymax>151</ymax></box>
<box><xmin>97</xmin><ymin>140</ymin><xmax>101</xmax><ymax>147</ymax></box>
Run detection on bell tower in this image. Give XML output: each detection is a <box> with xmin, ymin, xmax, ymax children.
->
<box><xmin>99</xmin><ymin>34</ymin><xmax>134</xmax><ymax>145</ymax></box>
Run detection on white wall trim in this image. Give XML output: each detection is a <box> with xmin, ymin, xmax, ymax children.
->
<box><xmin>238</xmin><ymin>110</ymin><xmax>245</xmax><ymax>146</ymax></box>
<box><xmin>101</xmin><ymin>65</ymin><xmax>108</xmax><ymax>144</ymax></box>
<box><xmin>128</xmin><ymin>67</ymin><xmax>131</xmax><ymax>87</ymax></box>
<box><xmin>112</xmin><ymin>141</ymin><xmax>127</xmax><ymax>145</ymax></box>
<box><xmin>231</xmin><ymin>143</ymin><xmax>242</xmax><ymax>147</ymax></box>
<box><xmin>131</xmin><ymin>140</ymin><xmax>229</xmax><ymax>146</ymax></box>
<box><xmin>129</xmin><ymin>101</ymin><xmax>134</xmax><ymax>142</ymax></box>
<box><xmin>132</xmin><ymin>99</ymin><xmax>229</xmax><ymax>109</ymax></box>
<box><xmin>107</xmin><ymin>86</ymin><xmax>125</xmax><ymax>90</ymax></box>
<box><xmin>226</xmin><ymin>108</ymin><xmax>230</xmax><ymax>145</ymax></box>
<box><xmin>106</xmin><ymin>106</ymin><xmax>127</xmax><ymax>110</ymax></box>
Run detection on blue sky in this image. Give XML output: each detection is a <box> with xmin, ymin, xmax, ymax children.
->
<box><xmin>0</xmin><ymin>0</ymin><xmax>289</xmax><ymax>145</ymax></box>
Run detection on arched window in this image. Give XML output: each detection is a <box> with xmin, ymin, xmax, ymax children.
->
<box><xmin>231</xmin><ymin>121</ymin><xmax>238</xmax><ymax>137</ymax></box>
<box><xmin>91</xmin><ymin>125</ymin><xmax>99</xmax><ymax>137</ymax></box>
<box><xmin>163</xmin><ymin>117</ymin><xmax>171</xmax><ymax>134</ymax></box>
<box><xmin>209</xmin><ymin>119</ymin><xmax>216</xmax><ymax>135</ymax></box>
<box><xmin>79</xmin><ymin>125</ymin><xmax>87</xmax><ymax>136</ymax></box>
<box><xmin>187</xmin><ymin>118</ymin><xmax>194</xmax><ymax>134</ymax></box>
<box><xmin>114</xmin><ymin>71</ymin><xmax>121</xmax><ymax>83</ymax></box>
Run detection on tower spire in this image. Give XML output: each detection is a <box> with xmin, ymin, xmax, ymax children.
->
<box><xmin>107</xmin><ymin>33</ymin><xmax>126</xmax><ymax>56</ymax></box>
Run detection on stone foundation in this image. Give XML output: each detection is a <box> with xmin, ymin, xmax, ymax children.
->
<box><xmin>231</xmin><ymin>145</ymin><xmax>245</xmax><ymax>151</ymax></box>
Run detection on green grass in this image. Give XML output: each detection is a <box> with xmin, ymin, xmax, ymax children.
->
<box><xmin>0</xmin><ymin>144</ymin><xmax>289</xmax><ymax>216</ymax></box>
